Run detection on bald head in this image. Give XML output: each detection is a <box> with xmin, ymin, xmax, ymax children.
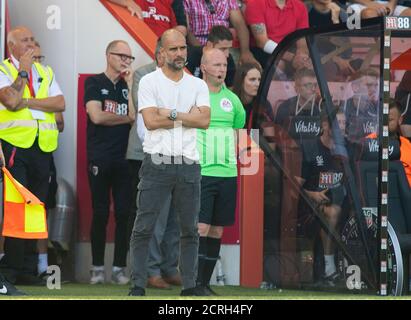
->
<box><xmin>7</xmin><ymin>26</ymin><xmax>35</xmax><ymax>60</ymax></box>
<box><xmin>201</xmin><ymin>48</ymin><xmax>226</xmax><ymax>67</ymax></box>
<box><xmin>201</xmin><ymin>48</ymin><xmax>227</xmax><ymax>87</ymax></box>
<box><xmin>160</xmin><ymin>29</ymin><xmax>186</xmax><ymax>48</ymax></box>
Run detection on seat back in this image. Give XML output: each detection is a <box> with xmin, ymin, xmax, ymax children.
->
<box><xmin>356</xmin><ymin>160</ymin><xmax>411</xmax><ymax>235</ymax></box>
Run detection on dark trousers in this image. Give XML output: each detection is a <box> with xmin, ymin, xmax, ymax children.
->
<box><xmin>130</xmin><ymin>154</ymin><xmax>201</xmax><ymax>289</ymax></box>
<box><xmin>88</xmin><ymin>158</ymin><xmax>132</xmax><ymax>267</ymax></box>
<box><xmin>0</xmin><ymin>140</ymin><xmax>51</xmax><ymax>282</ymax></box>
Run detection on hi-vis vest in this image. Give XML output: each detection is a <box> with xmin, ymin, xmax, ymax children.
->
<box><xmin>0</xmin><ymin>59</ymin><xmax>58</xmax><ymax>152</ymax></box>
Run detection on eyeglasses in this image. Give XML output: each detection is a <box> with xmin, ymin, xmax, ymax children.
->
<box><xmin>110</xmin><ymin>52</ymin><xmax>135</xmax><ymax>63</ymax></box>
<box><xmin>33</xmin><ymin>55</ymin><xmax>45</xmax><ymax>63</ymax></box>
<box><xmin>205</xmin><ymin>0</ymin><xmax>215</xmax><ymax>14</ymax></box>
<box><xmin>301</xmin><ymin>82</ymin><xmax>318</xmax><ymax>90</ymax></box>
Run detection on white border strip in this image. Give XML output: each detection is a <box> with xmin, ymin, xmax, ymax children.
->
<box><xmin>0</xmin><ymin>0</ymin><xmax>5</xmax><ymax>61</ymax></box>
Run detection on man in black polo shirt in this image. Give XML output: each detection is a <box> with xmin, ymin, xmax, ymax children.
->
<box><xmin>187</xmin><ymin>25</ymin><xmax>236</xmax><ymax>87</ymax></box>
<box><xmin>84</xmin><ymin>40</ymin><xmax>135</xmax><ymax>285</ymax></box>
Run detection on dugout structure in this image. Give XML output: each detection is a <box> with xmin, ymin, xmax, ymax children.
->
<box><xmin>254</xmin><ymin>17</ymin><xmax>411</xmax><ymax>296</ymax></box>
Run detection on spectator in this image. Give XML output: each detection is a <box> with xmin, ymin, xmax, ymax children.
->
<box><xmin>300</xmin><ymin>111</ymin><xmax>347</xmax><ymax>286</ymax></box>
<box><xmin>395</xmin><ymin>71</ymin><xmax>411</xmax><ymax>138</ymax></box>
<box><xmin>274</xmin><ymin>68</ymin><xmax>321</xmax><ymax>144</ymax></box>
<box><xmin>127</xmin><ymin>39</ymin><xmax>181</xmax><ymax>290</ymax></box>
<box><xmin>108</xmin><ymin>0</ymin><xmax>187</xmax><ymax>37</ymax></box>
<box><xmin>308</xmin><ymin>0</ymin><xmax>347</xmax><ymax>27</ymax></box>
<box><xmin>32</xmin><ymin>41</ymin><xmax>65</xmax><ymax>280</ymax></box>
<box><xmin>0</xmin><ymin>26</ymin><xmax>65</xmax><ymax>286</ymax></box>
<box><xmin>245</xmin><ymin>0</ymin><xmax>309</xmax><ymax>68</ymax></box>
<box><xmin>187</xmin><ymin>26</ymin><xmax>237</xmax><ymax>87</ymax></box>
<box><xmin>348</xmin><ymin>0</ymin><xmax>411</xmax><ymax>19</ymax></box>
<box><xmin>84</xmin><ymin>40</ymin><xmax>135</xmax><ymax>285</ymax></box>
<box><xmin>232</xmin><ymin>62</ymin><xmax>262</xmax><ymax>127</ymax></box>
<box><xmin>343</xmin><ymin>68</ymin><xmax>379</xmax><ymax>143</ymax></box>
<box><xmin>196</xmin><ymin>49</ymin><xmax>245</xmax><ymax>295</ymax></box>
<box><xmin>184</xmin><ymin>0</ymin><xmax>257</xmax><ymax>65</ymax></box>
<box><xmin>368</xmin><ymin>100</ymin><xmax>411</xmax><ymax>187</ymax></box>
<box><xmin>128</xmin><ymin>29</ymin><xmax>211</xmax><ymax>297</ymax></box>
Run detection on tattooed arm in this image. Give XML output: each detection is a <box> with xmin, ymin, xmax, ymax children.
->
<box><xmin>0</xmin><ymin>49</ymin><xmax>33</xmax><ymax>111</ymax></box>
<box><xmin>250</xmin><ymin>23</ymin><xmax>269</xmax><ymax>49</ymax></box>
<box><xmin>250</xmin><ymin>23</ymin><xmax>277</xmax><ymax>54</ymax></box>
<box><xmin>0</xmin><ymin>75</ymin><xmax>27</xmax><ymax>111</ymax></box>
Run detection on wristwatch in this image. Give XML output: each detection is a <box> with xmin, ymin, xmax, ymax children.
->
<box><xmin>18</xmin><ymin>71</ymin><xmax>29</xmax><ymax>79</ymax></box>
<box><xmin>169</xmin><ymin>109</ymin><xmax>178</xmax><ymax>121</ymax></box>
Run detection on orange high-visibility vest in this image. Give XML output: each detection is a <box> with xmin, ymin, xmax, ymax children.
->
<box><xmin>1</xmin><ymin>167</ymin><xmax>48</xmax><ymax>239</ymax></box>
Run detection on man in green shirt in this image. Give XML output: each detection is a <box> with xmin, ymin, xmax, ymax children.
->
<box><xmin>197</xmin><ymin>49</ymin><xmax>246</xmax><ymax>294</ymax></box>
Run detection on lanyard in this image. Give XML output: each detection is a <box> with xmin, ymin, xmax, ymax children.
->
<box><xmin>10</xmin><ymin>59</ymin><xmax>36</xmax><ymax>98</ymax></box>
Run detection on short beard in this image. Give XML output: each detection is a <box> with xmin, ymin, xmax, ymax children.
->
<box><xmin>166</xmin><ymin>59</ymin><xmax>185</xmax><ymax>71</ymax></box>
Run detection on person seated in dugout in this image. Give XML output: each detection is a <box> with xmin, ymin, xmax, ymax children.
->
<box><xmin>342</xmin><ymin>68</ymin><xmax>379</xmax><ymax>143</ymax></box>
<box><xmin>298</xmin><ymin>110</ymin><xmax>349</xmax><ymax>286</ymax></box>
<box><xmin>274</xmin><ymin>68</ymin><xmax>321</xmax><ymax>145</ymax></box>
<box><xmin>367</xmin><ymin>99</ymin><xmax>411</xmax><ymax>188</ymax></box>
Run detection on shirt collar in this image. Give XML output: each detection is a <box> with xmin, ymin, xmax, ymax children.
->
<box><xmin>269</xmin><ymin>0</ymin><xmax>292</xmax><ymax>10</ymax></box>
<box><xmin>10</xmin><ymin>55</ymin><xmax>20</xmax><ymax>68</ymax></box>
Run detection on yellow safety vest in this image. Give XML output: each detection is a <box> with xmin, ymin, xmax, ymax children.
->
<box><xmin>0</xmin><ymin>59</ymin><xmax>58</xmax><ymax>152</ymax></box>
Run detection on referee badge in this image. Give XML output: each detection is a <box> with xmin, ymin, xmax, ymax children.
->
<box><xmin>220</xmin><ymin>98</ymin><xmax>233</xmax><ymax>112</ymax></box>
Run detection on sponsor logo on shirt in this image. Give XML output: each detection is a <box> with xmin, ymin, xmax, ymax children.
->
<box><xmin>220</xmin><ymin>98</ymin><xmax>233</xmax><ymax>112</ymax></box>
<box><xmin>368</xmin><ymin>139</ymin><xmax>394</xmax><ymax>155</ymax></box>
<box><xmin>316</xmin><ymin>155</ymin><xmax>324</xmax><ymax>167</ymax></box>
<box><xmin>103</xmin><ymin>100</ymin><xmax>128</xmax><ymax>116</ymax></box>
<box><xmin>319</xmin><ymin>172</ymin><xmax>343</xmax><ymax>189</ymax></box>
<box><xmin>101</xmin><ymin>89</ymin><xmax>109</xmax><ymax>95</ymax></box>
<box><xmin>294</xmin><ymin>120</ymin><xmax>320</xmax><ymax>135</ymax></box>
<box><xmin>362</xmin><ymin>121</ymin><xmax>377</xmax><ymax>134</ymax></box>
<box><xmin>142</xmin><ymin>7</ymin><xmax>171</xmax><ymax>22</ymax></box>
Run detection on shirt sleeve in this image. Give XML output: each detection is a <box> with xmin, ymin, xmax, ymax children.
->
<box><xmin>48</xmin><ymin>73</ymin><xmax>63</xmax><ymax>97</ymax></box>
<box><xmin>0</xmin><ymin>69</ymin><xmax>12</xmax><ymax>90</ymax></box>
<box><xmin>244</xmin><ymin>0</ymin><xmax>264</xmax><ymax>25</ymax></box>
<box><xmin>195</xmin><ymin>79</ymin><xmax>211</xmax><ymax>108</ymax></box>
<box><xmin>84</xmin><ymin>76</ymin><xmax>101</xmax><ymax>106</ymax></box>
<box><xmin>138</xmin><ymin>75</ymin><xmax>158</xmax><ymax>112</ymax></box>
<box><xmin>233</xmin><ymin>94</ymin><xmax>246</xmax><ymax>129</ymax></box>
<box><xmin>296</xmin><ymin>1</ymin><xmax>309</xmax><ymax>29</ymax></box>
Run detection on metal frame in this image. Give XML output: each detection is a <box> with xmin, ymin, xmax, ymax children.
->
<box><xmin>0</xmin><ymin>0</ymin><xmax>5</xmax><ymax>62</ymax></box>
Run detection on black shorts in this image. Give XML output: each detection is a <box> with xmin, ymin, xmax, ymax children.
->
<box><xmin>199</xmin><ymin>176</ymin><xmax>237</xmax><ymax>226</ymax></box>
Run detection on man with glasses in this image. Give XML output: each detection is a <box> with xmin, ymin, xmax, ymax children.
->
<box><xmin>343</xmin><ymin>68</ymin><xmax>379</xmax><ymax>143</ymax></box>
<box><xmin>275</xmin><ymin>68</ymin><xmax>321</xmax><ymax>144</ymax></box>
<box><xmin>84</xmin><ymin>40</ymin><xmax>135</xmax><ymax>285</ymax></box>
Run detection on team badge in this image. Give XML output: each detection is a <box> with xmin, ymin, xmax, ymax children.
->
<box><xmin>122</xmin><ymin>89</ymin><xmax>129</xmax><ymax>100</ymax></box>
<box><xmin>101</xmin><ymin>89</ymin><xmax>109</xmax><ymax>95</ymax></box>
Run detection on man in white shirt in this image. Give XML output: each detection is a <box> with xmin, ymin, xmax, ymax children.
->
<box><xmin>129</xmin><ymin>29</ymin><xmax>210</xmax><ymax>296</ymax></box>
